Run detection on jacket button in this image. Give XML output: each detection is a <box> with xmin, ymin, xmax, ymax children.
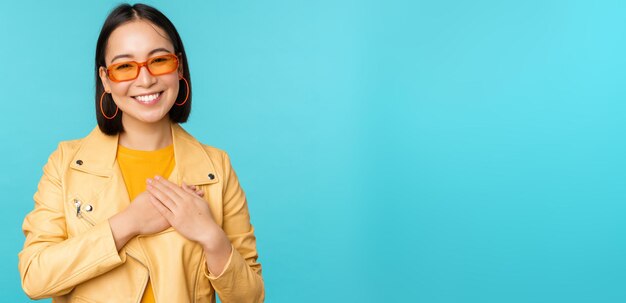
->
<box><xmin>208</xmin><ymin>173</ymin><xmax>215</xmax><ymax>180</ymax></box>
<box><xmin>76</xmin><ymin>160</ymin><xmax>83</xmax><ymax>165</ymax></box>
<box><xmin>84</xmin><ymin>204</ymin><xmax>93</xmax><ymax>212</ymax></box>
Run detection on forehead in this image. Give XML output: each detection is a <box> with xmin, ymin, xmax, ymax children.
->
<box><xmin>105</xmin><ymin>20</ymin><xmax>175</xmax><ymax>63</ymax></box>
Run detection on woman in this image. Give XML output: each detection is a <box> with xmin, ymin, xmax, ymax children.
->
<box><xmin>18</xmin><ymin>3</ymin><xmax>264</xmax><ymax>302</ymax></box>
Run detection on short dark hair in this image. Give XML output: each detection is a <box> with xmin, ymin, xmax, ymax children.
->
<box><xmin>95</xmin><ymin>3</ymin><xmax>191</xmax><ymax>135</ymax></box>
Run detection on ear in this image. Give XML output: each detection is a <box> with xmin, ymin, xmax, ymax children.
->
<box><xmin>98</xmin><ymin>66</ymin><xmax>111</xmax><ymax>92</ymax></box>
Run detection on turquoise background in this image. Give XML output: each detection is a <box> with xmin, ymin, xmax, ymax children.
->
<box><xmin>1</xmin><ymin>0</ymin><xmax>625</xmax><ymax>302</ymax></box>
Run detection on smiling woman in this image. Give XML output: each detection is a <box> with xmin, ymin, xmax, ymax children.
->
<box><xmin>18</xmin><ymin>3</ymin><xmax>264</xmax><ymax>303</ymax></box>
<box><xmin>98</xmin><ymin>20</ymin><xmax>184</xmax><ymax>135</ymax></box>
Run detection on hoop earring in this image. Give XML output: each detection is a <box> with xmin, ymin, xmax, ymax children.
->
<box><xmin>175</xmin><ymin>77</ymin><xmax>190</xmax><ymax>106</ymax></box>
<box><xmin>100</xmin><ymin>92</ymin><xmax>118</xmax><ymax>119</ymax></box>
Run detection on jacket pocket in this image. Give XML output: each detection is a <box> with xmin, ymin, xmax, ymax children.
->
<box><xmin>67</xmin><ymin>196</ymin><xmax>97</xmax><ymax>236</ymax></box>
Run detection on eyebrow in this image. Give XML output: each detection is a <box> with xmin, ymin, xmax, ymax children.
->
<box><xmin>110</xmin><ymin>48</ymin><xmax>172</xmax><ymax>64</ymax></box>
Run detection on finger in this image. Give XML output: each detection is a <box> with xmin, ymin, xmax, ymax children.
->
<box><xmin>148</xmin><ymin>194</ymin><xmax>174</xmax><ymax>221</ymax></box>
<box><xmin>149</xmin><ymin>177</ymin><xmax>184</xmax><ymax>201</ymax></box>
<box><xmin>181</xmin><ymin>181</ymin><xmax>196</xmax><ymax>194</ymax></box>
<box><xmin>181</xmin><ymin>181</ymin><xmax>193</xmax><ymax>191</ymax></box>
<box><xmin>150</xmin><ymin>195</ymin><xmax>174</xmax><ymax>226</ymax></box>
<box><xmin>154</xmin><ymin>176</ymin><xmax>188</xmax><ymax>198</ymax></box>
<box><xmin>183</xmin><ymin>182</ymin><xmax>204</xmax><ymax>197</ymax></box>
<box><xmin>146</xmin><ymin>183</ymin><xmax>178</xmax><ymax>211</ymax></box>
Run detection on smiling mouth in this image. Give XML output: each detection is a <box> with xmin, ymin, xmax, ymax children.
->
<box><xmin>132</xmin><ymin>91</ymin><xmax>163</xmax><ymax>104</ymax></box>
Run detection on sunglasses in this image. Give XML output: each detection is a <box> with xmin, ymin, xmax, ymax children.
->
<box><xmin>105</xmin><ymin>53</ymin><xmax>179</xmax><ymax>82</ymax></box>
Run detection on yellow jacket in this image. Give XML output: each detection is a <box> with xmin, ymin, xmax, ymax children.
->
<box><xmin>19</xmin><ymin>123</ymin><xmax>264</xmax><ymax>302</ymax></box>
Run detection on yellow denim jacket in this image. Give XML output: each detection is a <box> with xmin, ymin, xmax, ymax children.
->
<box><xmin>18</xmin><ymin>123</ymin><xmax>264</xmax><ymax>302</ymax></box>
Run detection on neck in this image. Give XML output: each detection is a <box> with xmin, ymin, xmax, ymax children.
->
<box><xmin>118</xmin><ymin>117</ymin><xmax>173</xmax><ymax>151</ymax></box>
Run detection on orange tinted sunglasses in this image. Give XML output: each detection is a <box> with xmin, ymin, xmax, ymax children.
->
<box><xmin>106</xmin><ymin>54</ymin><xmax>179</xmax><ymax>82</ymax></box>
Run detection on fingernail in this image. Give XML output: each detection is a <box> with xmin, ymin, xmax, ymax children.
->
<box><xmin>155</xmin><ymin>175</ymin><xmax>161</xmax><ymax>180</ymax></box>
<box><xmin>147</xmin><ymin>178</ymin><xmax>153</xmax><ymax>184</ymax></box>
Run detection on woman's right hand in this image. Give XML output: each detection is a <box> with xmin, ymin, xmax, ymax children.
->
<box><xmin>109</xmin><ymin>191</ymin><xmax>168</xmax><ymax>250</ymax></box>
<box><xmin>126</xmin><ymin>191</ymin><xmax>171</xmax><ymax>235</ymax></box>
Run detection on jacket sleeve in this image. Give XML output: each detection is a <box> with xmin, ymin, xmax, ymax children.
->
<box><xmin>204</xmin><ymin>150</ymin><xmax>265</xmax><ymax>302</ymax></box>
<box><xmin>18</xmin><ymin>144</ymin><xmax>126</xmax><ymax>299</ymax></box>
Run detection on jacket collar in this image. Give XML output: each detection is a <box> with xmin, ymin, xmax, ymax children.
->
<box><xmin>69</xmin><ymin>122</ymin><xmax>219</xmax><ymax>186</ymax></box>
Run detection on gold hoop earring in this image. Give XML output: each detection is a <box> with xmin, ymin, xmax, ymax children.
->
<box><xmin>175</xmin><ymin>77</ymin><xmax>190</xmax><ymax>106</ymax></box>
<box><xmin>100</xmin><ymin>92</ymin><xmax>118</xmax><ymax>119</ymax></box>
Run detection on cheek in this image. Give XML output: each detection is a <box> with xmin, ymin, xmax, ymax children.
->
<box><xmin>165</xmin><ymin>75</ymin><xmax>181</xmax><ymax>91</ymax></box>
<box><xmin>162</xmin><ymin>76</ymin><xmax>182</xmax><ymax>101</ymax></box>
<box><xmin>109</xmin><ymin>83</ymin><xmax>132</xmax><ymax>103</ymax></box>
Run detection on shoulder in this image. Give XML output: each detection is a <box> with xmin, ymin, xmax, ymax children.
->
<box><xmin>175</xmin><ymin>123</ymin><xmax>233</xmax><ymax>166</ymax></box>
<box><xmin>44</xmin><ymin>125</ymin><xmax>105</xmax><ymax>168</ymax></box>
<box><xmin>57</xmin><ymin>138</ymin><xmax>83</xmax><ymax>153</ymax></box>
<box><xmin>198</xmin><ymin>143</ymin><xmax>236</xmax><ymax>175</ymax></box>
<box><xmin>38</xmin><ymin>136</ymin><xmax>87</xmax><ymax>179</ymax></box>
<box><xmin>200</xmin><ymin>143</ymin><xmax>228</xmax><ymax>161</ymax></box>
<box><xmin>47</xmin><ymin>138</ymin><xmax>83</xmax><ymax>164</ymax></box>
<box><xmin>188</xmin><ymin>136</ymin><xmax>237</xmax><ymax>177</ymax></box>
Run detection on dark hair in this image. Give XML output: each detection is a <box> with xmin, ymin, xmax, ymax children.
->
<box><xmin>95</xmin><ymin>3</ymin><xmax>191</xmax><ymax>135</ymax></box>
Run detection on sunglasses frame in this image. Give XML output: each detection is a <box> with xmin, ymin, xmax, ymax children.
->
<box><xmin>105</xmin><ymin>53</ymin><xmax>180</xmax><ymax>82</ymax></box>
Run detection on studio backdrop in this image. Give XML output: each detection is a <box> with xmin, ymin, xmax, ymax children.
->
<box><xmin>1</xmin><ymin>1</ymin><xmax>625</xmax><ymax>302</ymax></box>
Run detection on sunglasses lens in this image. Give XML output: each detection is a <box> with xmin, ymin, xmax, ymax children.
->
<box><xmin>148</xmin><ymin>55</ymin><xmax>178</xmax><ymax>75</ymax></box>
<box><xmin>109</xmin><ymin>62</ymin><xmax>139</xmax><ymax>82</ymax></box>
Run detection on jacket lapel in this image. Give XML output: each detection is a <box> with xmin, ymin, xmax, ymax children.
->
<box><xmin>68</xmin><ymin>122</ymin><xmax>219</xmax><ymax>208</ymax></box>
<box><xmin>170</xmin><ymin>123</ymin><xmax>220</xmax><ymax>186</ymax></box>
<box><xmin>69</xmin><ymin>126</ymin><xmax>118</xmax><ymax>177</ymax></box>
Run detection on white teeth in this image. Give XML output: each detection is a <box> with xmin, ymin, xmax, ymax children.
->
<box><xmin>134</xmin><ymin>92</ymin><xmax>160</xmax><ymax>103</ymax></box>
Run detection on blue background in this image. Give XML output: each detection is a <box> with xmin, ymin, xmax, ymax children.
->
<box><xmin>1</xmin><ymin>0</ymin><xmax>625</xmax><ymax>302</ymax></box>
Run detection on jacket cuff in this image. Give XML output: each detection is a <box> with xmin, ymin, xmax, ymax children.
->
<box><xmin>102</xmin><ymin>220</ymin><xmax>126</xmax><ymax>263</ymax></box>
<box><xmin>27</xmin><ymin>220</ymin><xmax>127</xmax><ymax>298</ymax></box>
<box><xmin>99</xmin><ymin>219</ymin><xmax>127</xmax><ymax>264</ymax></box>
<box><xmin>204</xmin><ymin>244</ymin><xmax>234</xmax><ymax>280</ymax></box>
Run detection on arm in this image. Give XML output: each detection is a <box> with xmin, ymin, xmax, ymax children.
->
<box><xmin>145</xmin><ymin>149</ymin><xmax>265</xmax><ymax>302</ymax></box>
<box><xmin>204</xmin><ymin>150</ymin><xmax>264</xmax><ymax>303</ymax></box>
<box><xmin>18</xmin><ymin>146</ymin><xmax>126</xmax><ymax>299</ymax></box>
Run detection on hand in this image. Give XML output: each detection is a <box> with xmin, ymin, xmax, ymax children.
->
<box><xmin>126</xmin><ymin>191</ymin><xmax>171</xmax><ymax>235</ymax></box>
<box><xmin>146</xmin><ymin>176</ymin><xmax>226</xmax><ymax>248</ymax></box>
<box><xmin>109</xmin><ymin>190</ymin><xmax>171</xmax><ymax>251</ymax></box>
<box><xmin>127</xmin><ymin>185</ymin><xmax>205</xmax><ymax>235</ymax></box>
<box><xmin>147</xmin><ymin>176</ymin><xmax>233</xmax><ymax>276</ymax></box>
<box><xmin>110</xmin><ymin>185</ymin><xmax>207</xmax><ymax>251</ymax></box>
<box><xmin>186</xmin><ymin>184</ymin><xmax>205</xmax><ymax>197</ymax></box>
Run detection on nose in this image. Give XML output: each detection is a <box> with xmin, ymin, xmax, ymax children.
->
<box><xmin>135</xmin><ymin>65</ymin><xmax>157</xmax><ymax>87</ymax></box>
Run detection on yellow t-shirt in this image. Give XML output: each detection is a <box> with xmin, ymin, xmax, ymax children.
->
<box><xmin>117</xmin><ymin>143</ymin><xmax>175</xmax><ymax>303</ymax></box>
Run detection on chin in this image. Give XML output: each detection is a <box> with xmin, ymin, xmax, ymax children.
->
<box><xmin>140</xmin><ymin>115</ymin><xmax>170</xmax><ymax>124</ymax></box>
<box><xmin>123</xmin><ymin>112</ymin><xmax>170</xmax><ymax>125</ymax></box>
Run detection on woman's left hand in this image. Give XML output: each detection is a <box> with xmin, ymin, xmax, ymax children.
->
<box><xmin>146</xmin><ymin>176</ymin><xmax>225</xmax><ymax>249</ymax></box>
